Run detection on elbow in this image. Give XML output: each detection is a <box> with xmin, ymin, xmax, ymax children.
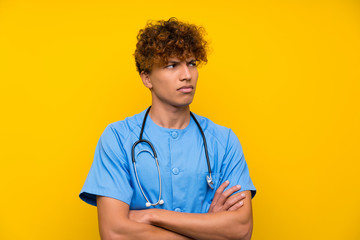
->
<box><xmin>99</xmin><ymin>228</ymin><xmax>129</xmax><ymax>240</ymax></box>
<box><xmin>101</xmin><ymin>234</ymin><xmax>128</xmax><ymax>240</ymax></box>
<box><xmin>237</xmin><ymin>223</ymin><xmax>253</xmax><ymax>240</ymax></box>
<box><xmin>238</xmin><ymin>224</ymin><xmax>252</xmax><ymax>240</ymax></box>
<box><xmin>226</xmin><ymin>222</ymin><xmax>253</xmax><ymax>240</ymax></box>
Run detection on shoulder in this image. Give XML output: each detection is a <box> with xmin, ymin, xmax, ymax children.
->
<box><xmin>101</xmin><ymin>109</ymin><xmax>147</xmax><ymax>143</ymax></box>
<box><xmin>191</xmin><ymin>112</ymin><xmax>234</xmax><ymax>149</ymax></box>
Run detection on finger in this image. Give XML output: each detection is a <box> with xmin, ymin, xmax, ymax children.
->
<box><xmin>228</xmin><ymin>200</ymin><xmax>244</xmax><ymax>211</ymax></box>
<box><xmin>212</xmin><ymin>180</ymin><xmax>230</xmax><ymax>205</ymax></box>
<box><xmin>217</xmin><ymin>184</ymin><xmax>242</xmax><ymax>205</ymax></box>
<box><xmin>223</xmin><ymin>192</ymin><xmax>246</xmax><ymax>210</ymax></box>
<box><xmin>209</xmin><ymin>181</ymin><xmax>230</xmax><ymax>212</ymax></box>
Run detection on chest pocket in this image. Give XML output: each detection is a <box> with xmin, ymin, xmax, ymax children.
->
<box><xmin>185</xmin><ymin>172</ymin><xmax>221</xmax><ymax>213</ymax></box>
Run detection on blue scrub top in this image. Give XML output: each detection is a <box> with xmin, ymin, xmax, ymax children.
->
<box><xmin>80</xmin><ymin>109</ymin><xmax>256</xmax><ymax>213</ymax></box>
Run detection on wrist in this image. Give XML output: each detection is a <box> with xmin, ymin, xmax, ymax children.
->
<box><xmin>147</xmin><ymin>208</ymin><xmax>161</xmax><ymax>225</ymax></box>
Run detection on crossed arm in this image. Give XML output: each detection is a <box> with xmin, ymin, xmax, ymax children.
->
<box><xmin>97</xmin><ymin>181</ymin><xmax>253</xmax><ymax>240</ymax></box>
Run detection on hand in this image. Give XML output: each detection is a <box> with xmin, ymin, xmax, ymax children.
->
<box><xmin>208</xmin><ymin>180</ymin><xmax>246</xmax><ymax>213</ymax></box>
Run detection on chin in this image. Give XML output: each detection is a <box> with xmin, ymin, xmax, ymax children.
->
<box><xmin>174</xmin><ymin>100</ymin><xmax>193</xmax><ymax>108</ymax></box>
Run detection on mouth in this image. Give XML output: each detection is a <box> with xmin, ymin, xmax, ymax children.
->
<box><xmin>177</xmin><ymin>85</ymin><xmax>194</xmax><ymax>93</ymax></box>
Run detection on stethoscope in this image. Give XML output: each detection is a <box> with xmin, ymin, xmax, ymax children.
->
<box><xmin>131</xmin><ymin>106</ymin><xmax>214</xmax><ymax>207</ymax></box>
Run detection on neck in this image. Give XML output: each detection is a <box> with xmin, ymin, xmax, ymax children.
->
<box><xmin>149</xmin><ymin>104</ymin><xmax>191</xmax><ymax>129</ymax></box>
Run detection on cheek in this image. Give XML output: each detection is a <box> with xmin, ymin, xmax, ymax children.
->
<box><xmin>192</xmin><ymin>71</ymin><xmax>199</xmax><ymax>84</ymax></box>
<box><xmin>152</xmin><ymin>77</ymin><xmax>173</xmax><ymax>95</ymax></box>
<box><xmin>192</xmin><ymin>68</ymin><xmax>199</xmax><ymax>77</ymax></box>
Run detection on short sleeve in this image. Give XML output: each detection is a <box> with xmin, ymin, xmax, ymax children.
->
<box><xmin>221</xmin><ymin>129</ymin><xmax>256</xmax><ymax>198</ymax></box>
<box><xmin>79</xmin><ymin>124</ymin><xmax>133</xmax><ymax>206</ymax></box>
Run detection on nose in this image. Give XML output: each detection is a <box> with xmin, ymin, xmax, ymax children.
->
<box><xmin>180</xmin><ymin>64</ymin><xmax>192</xmax><ymax>81</ymax></box>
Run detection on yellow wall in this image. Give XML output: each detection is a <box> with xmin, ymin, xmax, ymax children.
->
<box><xmin>1</xmin><ymin>0</ymin><xmax>359</xmax><ymax>239</ymax></box>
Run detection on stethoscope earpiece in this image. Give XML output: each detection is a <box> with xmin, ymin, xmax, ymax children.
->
<box><xmin>145</xmin><ymin>199</ymin><xmax>164</xmax><ymax>207</ymax></box>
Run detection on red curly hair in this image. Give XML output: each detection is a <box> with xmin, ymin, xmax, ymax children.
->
<box><xmin>134</xmin><ymin>17</ymin><xmax>208</xmax><ymax>74</ymax></box>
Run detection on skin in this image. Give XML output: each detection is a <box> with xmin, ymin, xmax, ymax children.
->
<box><xmin>140</xmin><ymin>56</ymin><xmax>198</xmax><ymax>129</ymax></box>
<box><xmin>97</xmin><ymin>184</ymin><xmax>251</xmax><ymax>240</ymax></box>
<box><xmin>97</xmin><ymin>56</ymin><xmax>254</xmax><ymax>240</ymax></box>
<box><xmin>128</xmin><ymin>190</ymin><xmax>253</xmax><ymax>240</ymax></box>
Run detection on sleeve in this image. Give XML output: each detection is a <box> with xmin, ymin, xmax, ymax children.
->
<box><xmin>221</xmin><ymin>129</ymin><xmax>256</xmax><ymax>198</ymax></box>
<box><xmin>79</xmin><ymin>124</ymin><xmax>133</xmax><ymax>206</ymax></box>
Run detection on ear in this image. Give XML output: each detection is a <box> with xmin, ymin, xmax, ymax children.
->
<box><xmin>140</xmin><ymin>71</ymin><xmax>153</xmax><ymax>89</ymax></box>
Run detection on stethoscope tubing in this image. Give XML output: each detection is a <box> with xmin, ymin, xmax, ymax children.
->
<box><xmin>132</xmin><ymin>151</ymin><xmax>162</xmax><ymax>207</ymax></box>
<box><xmin>190</xmin><ymin>111</ymin><xmax>213</xmax><ymax>188</ymax></box>
<box><xmin>131</xmin><ymin>106</ymin><xmax>213</xmax><ymax>207</ymax></box>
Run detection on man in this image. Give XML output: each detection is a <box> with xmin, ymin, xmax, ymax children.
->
<box><xmin>80</xmin><ymin>18</ymin><xmax>256</xmax><ymax>240</ymax></box>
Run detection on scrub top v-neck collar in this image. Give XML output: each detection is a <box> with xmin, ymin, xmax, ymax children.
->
<box><xmin>143</xmin><ymin>112</ymin><xmax>196</xmax><ymax>141</ymax></box>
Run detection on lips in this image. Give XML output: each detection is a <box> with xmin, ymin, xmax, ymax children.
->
<box><xmin>177</xmin><ymin>85</ymin><xmax>194</xmax><ymax>93</ymax></box>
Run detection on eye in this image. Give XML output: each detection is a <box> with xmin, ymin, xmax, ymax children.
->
<box><xmin>165</xmin><ymin>63</ymin><xmax>177</xmax><ymax>69</ymax></box>
<box><xmin>188</xmin><ymin>61</ymin><xmax>197</xmax><ymax>67</ymax></box>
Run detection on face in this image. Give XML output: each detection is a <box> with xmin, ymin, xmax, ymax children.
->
<box><xmin>141</xmin><ymin>56</ymin><xmax>199</xmax><ymax>109</ymax></box>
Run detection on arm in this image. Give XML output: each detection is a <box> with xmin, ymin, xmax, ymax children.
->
<box><xmin>130</xmin><ymin>189</ymin><xmax>253</xmax><ymax>240</ymax></box>
<box><xmin>129</xmin><ymin>127</ymin><xmax>256</xmax><ymax>240</ymax></box>
<box><xmin>97</xmin><ymin>196</ymin><xmax>192</xmax><ymax>240</ymax></box>
<box><xmin>208</xmin><ymin>180</ymin><xmax>247</xmax><ymax>213</ymax></box>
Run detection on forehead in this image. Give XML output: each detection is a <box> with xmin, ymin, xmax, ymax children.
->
<box><xmin>149</xmin><ymin>53</ymin><xmax>196</xmax><ymax>71</ymax></box>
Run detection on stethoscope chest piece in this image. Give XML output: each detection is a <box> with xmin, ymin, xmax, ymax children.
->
<box><xmin>207</xmin><ymin>175</ymin><xmax>214</xmax><ymax>189</ymax></box>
